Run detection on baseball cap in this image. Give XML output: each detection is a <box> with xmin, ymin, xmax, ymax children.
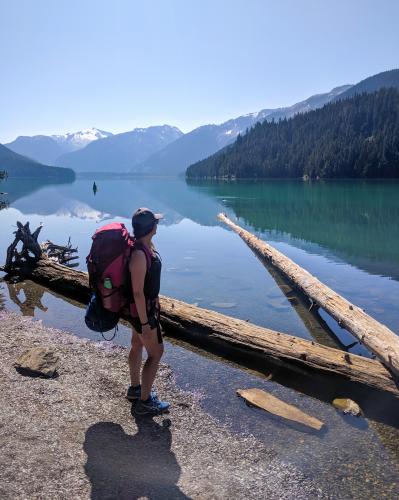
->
<box><xmin>132</xmin><ymin>207</ymin><xmax>163</xmax><ymax>237</ymax></box>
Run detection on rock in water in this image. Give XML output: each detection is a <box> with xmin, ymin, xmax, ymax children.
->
<box><xmin>332</xmin><ymin>398</ymin><xmax>361</xmax><ymax>416</ymax></box>
<box><xmin>15</xmin><ymin>347</ymin><xmax>60</xmax><ymax>378</ymax></box>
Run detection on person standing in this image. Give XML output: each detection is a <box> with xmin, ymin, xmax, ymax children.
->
<box><xmin>126</xmin><ymin>208</ymin><xmax>169</xmax><ymax>415</ymax></box>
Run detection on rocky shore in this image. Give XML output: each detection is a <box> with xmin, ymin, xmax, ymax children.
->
<box><xmin>0</xmin><ymin>310</ymin><xmax>323</xmax><ymax>499</ymax></box>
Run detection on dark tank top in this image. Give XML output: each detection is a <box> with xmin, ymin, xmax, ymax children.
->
<box><xmin>143</xmin><ymin>251</ymin><xmax>162</xmax><ymax>300</ymax></box>
<box><xmin>130</xmin><ymin>245</ymin><xmax>161</xmax><ymax>300</ymax></box>
<box><xmin>128</xmin><ymin>246</ymin><xmax>162</xmax><ymax>319</ymax></box>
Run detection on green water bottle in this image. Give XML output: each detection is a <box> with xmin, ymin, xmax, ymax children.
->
<box><xmin>104</xmin><ymin>277</ymin><xmax>113</xmax><ymax>289</ymax></box>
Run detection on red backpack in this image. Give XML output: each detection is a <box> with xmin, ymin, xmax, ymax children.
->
<box><xmin>86</xmin><ymin>222</ymin><xmax>152</xmax><ymax>314</ymax></box>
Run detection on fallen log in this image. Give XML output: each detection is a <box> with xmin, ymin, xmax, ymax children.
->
<box><xmin>258</xmin><ymin>253</ymin><xmax>345</xmax><ymax>350</ymax></box>
<box><xmin>2</xmin><ymin>255</ymin><xmax>399</xmax><ymax>397</ymax></box>
<box><xmin>218</xmin><ymin>213</ymin><xmax>399</xmax><ymax>377</ymax></box>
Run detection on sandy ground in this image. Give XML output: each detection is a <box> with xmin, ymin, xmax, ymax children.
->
<box><xmin>0</xmin><ymin>309</ymin><xmax>324</xmax><ymax>499</ymax></box>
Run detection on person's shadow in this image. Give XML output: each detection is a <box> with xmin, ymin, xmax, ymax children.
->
<box><xmin>84</xmin><ymin>412</ymin><xmax>189</xmax><ymax>499</ymax></box>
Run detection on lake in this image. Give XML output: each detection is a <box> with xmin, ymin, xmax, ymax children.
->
<box><xmin>1</xmin><ymin>176</ymin><xmax>398</xmax><ymax>344</ymax></box>
<box><xmin>1</xmin><ymin>175</ymin><xmax>399</xmax><ymax>497</ymax></box>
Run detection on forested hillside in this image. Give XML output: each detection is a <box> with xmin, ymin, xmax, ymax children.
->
<box><xmin>0</xmin><ymin>144</ymin><xmax>75</xmax><ymax>179</ymax></box>
<box><xmin>186</xmin><ymin>88</ymin><xmax>399</xmax><ymax>179</ymax></box>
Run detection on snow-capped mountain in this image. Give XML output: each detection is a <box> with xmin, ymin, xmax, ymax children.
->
<box><xmin>5</xmin><ymin>128</ymin><xmax>112</xmax><ymax>165</ymax></box>
<box><xmin>51</xmin><ymin>128</ymin><xmax>113</xmax><ymax>151</ymax></box>
<box><xmin>55</xmin><ymin>125</ymin><xmax>183</xmax><ymax>172</ymax></box>
<box><xmin>136</xmin><ymin>85</ymin><xmax>353</xmax><ymax>175</ymax></box>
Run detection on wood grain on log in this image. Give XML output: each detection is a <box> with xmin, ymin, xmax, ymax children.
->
<box><xmin>3</xmin><ymin>255</ymin><xmax>399</xmax><ymax>397</ymax></box>
<box><xmin>218</xmin><ymin>213</ymin><xmax>399</xmax><ymax>377</ymax></box>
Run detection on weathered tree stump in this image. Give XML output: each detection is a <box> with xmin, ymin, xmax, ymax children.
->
<box><xmin>4</xmin><ymin>222</ymin><xmax>79</xmax><ymax>272</ymax></box>
<box><xmin>4</xmin><ymin>221</ymin><xmax>43</xmax><ymax>272</ymax></box>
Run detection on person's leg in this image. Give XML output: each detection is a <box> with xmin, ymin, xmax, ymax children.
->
<box><xmin>140</xmin><ymin>328</ymin><xmax>164</xmax><ymax>400</ymax></box>
<box><xmin>128</xmin><ymin>328</ymin><xmax>143</xmax><ymax>386</ymax></box>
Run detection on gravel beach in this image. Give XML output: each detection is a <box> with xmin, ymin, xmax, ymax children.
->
<box><xmin>0</xmin><ymin>309</ymin><xmax>323</xmax><ymax>499</ymax></box>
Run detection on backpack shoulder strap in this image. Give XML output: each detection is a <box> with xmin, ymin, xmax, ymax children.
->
<box><xmin>132</xmin><ymin>242</ymin><xmax>152</xmax><ymax>271</ymax></box>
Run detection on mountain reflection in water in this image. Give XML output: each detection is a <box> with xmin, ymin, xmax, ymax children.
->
<box><xmin>187</xmin><ymin>179</ymin><xmax>399</xmax><ymax>281</ymax></box>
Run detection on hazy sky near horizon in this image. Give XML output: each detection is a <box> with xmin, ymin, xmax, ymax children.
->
<box><xmin>1</xmin><ymin>0</ymin><xmax>399</xmax><ymax>143</ymax></box>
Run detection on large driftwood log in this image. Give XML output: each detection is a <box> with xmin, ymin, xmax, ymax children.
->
<box><xmin>3</xmin><ymin>255</ymin><xmax>399</xmax><ymax>397</ymax></box>
<box><xmin>218</xmin><ymin>213</ymin><xmax>399</xmax><ymax>376</ymax></box>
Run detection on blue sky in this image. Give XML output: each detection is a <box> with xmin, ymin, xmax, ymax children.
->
<box><xmin>1</xmin><ymin>0</ymin><xmax>398</xmax><ymax>143</ymax></box>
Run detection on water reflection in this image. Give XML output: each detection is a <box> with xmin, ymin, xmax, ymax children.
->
<box><xmin>5</xmin><ymin>278</ymin><xmax>48</xmax><ymax>316</ymax></box>
<box><xmin>187</xmin><ymin>179</ymin><xmax>399</xmax><ymax>280</ymax></box>
<box><xmin>4</xmin><ymin>176</ymin><xmax>399</xmax><ymax>283</ymax></box>
<box><xmin>1</xmin><ymin>176</ymin><xmax>399</xmax><ymax>337</ymax></box>
<box><xmin>0</xmin><ymin>179</ymin><xmax>8</xmax><ymax>210</ymax></box>
<box><xmin>3</xmin><ymin>177</ymin><xmax>75</xmax><ymax>206</ymax></box>
<box><xmin>259</xmin><ymin>257</ymin><xmax>347</xmax><ymax>350</ymax></box>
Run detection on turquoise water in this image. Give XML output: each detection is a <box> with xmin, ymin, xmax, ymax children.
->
<box><xmin>1</xmin><ymin>176</ymin><xmax>398</xmax><ymax>349</ymax></box>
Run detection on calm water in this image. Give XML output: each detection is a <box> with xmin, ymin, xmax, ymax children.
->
<box><xmin>1</xmin><ymin>175</ymin><xmax>399</xmax><ymax>497</ymax></box>
<box><xmin>1</xmin><ymin>176</ymin><xmax>398</xmax><ymax>345</ymax></box>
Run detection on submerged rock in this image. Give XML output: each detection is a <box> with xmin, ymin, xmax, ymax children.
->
<box><xmin>15</xmin><ymin>347</ymin><xmax>59</xmax><ymax>378</ymax></box>
<box><xmin>332</xmin><ymin>398</ymin><xmax>362</xmax><ymax>416</ymax></box>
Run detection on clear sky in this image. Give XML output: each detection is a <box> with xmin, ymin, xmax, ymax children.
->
<box><xmin>1</xmin><ymin>0</ymin><xmax>398</xmax><ymax>143</ymax></box>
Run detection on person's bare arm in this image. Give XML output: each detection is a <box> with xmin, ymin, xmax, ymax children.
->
<box><xmin>129</xmin><ymin>250</ymin><xmax>148</xmax><ymax>325</ymax></box>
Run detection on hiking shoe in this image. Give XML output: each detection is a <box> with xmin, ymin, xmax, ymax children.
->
<box><xmin>134</xmin><ymin>394</ymin><xmax>170</xmax><ymax>415</ymax></box>
<box><xmin>126</xmin><ymin>385</ymin><xmax>157</xmax><ymax>402</ymax></box>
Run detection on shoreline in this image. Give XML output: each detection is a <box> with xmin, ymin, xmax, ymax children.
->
<box><xmin>0</xmin><ymin>309</ymin><xmax>322</xmax><ymax>499</ymax></box>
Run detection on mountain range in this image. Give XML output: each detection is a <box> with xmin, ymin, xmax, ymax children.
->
<box><xmin>4</xmin><ymin>68</ymin><xmax>399</xmax><ymax>176</ymax></box>
<box><xmin>135</xmin><ymin>85</ymin><xmax>353</xmax><ymax>175</ymax></box>
<box><xmin>5</xmin><ymin>128</ymin><xmax>112</xmax><ymax>165</ymax></box>
<box><xmin>55</xmin><ymin>126</ymin><xmax>183</xmax><ymax>172</ymax></box>
<box><xmin>187</xmin><ymin>87</ymin><xmax>399</xmax><ymax>179</ymax></box>
<box><xmin>4</xmin><ymin>87</ymin><xmax>354</xmax><ymax>175</ymax></box>
<box><xmin>143</xmin><ymin>69</ymin><xmax>399</xmax><ymax>176</ymax></box>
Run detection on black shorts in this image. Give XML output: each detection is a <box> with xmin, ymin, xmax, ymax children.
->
<box><xmin>130</xmin><ymin>310</ymin><xmax>163</xmax><ymax>344</ymax></box>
